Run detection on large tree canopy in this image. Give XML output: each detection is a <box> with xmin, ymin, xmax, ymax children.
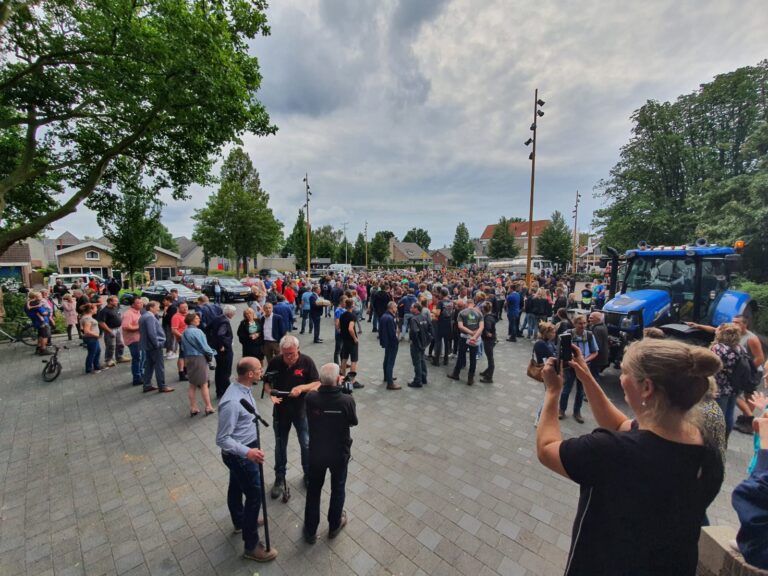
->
<box><xmin>192</xmin><ymin>148</ymin><xmax>282</xmax><ymax>276</ymax></box>
<box><xmin>402</xmin><ymin>227</ymin><xmax>431</xmax><ymax>251</ymax></box>
<box><xmin>451</xmin><ymin>223</ymin><xmax>473</xmax><ymax>267</ymax></box>
<box><xmin>538</xmin><ymin>211</ymin><xmax>572</xmax><ymax>268</ymax></box>
<box><xmin>488</xmin><ymin>217</ymin><xmax>519</xmax><ymax>259</ymax></box>
<box><xmin>593</xmin><ymin>61</ymin><xmax>768</xmax><ymax>280</ymax></box>
<box><xmin>0</xmin><ymin>0</ymin><xmax>275</xmax><ymax>253</ymax></box>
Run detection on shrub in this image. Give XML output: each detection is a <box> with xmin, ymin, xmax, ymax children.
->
<box><xmin>737</xmin><ymin>281</ymin><xmax>768</xmax><ymax>337</ymax></box>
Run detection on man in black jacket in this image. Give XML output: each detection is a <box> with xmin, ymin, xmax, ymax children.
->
<box><xmin>588</xmin><ymin>311</ymin><xmax>610</xmax><ymax>379</ymax></box>
<box><xmin>303</xmin><ymin>363</ymin><xmax>358</xmax><ymax>544</ymax></box>
<box><xmin>209</xmin><ymin>304</ymin><xmax>236</xmax><ymax>398</ymax></box>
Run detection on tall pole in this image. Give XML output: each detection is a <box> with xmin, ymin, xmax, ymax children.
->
<box><xmin>525</xmin><ymin>89</ymin><xmax>541</xmax><ymax>288</ymax></box>
<box><xmin>364</xmin><ymin>221</ymin><xmax>368</xmax><ymax>269</ymax></box>
<box><xmin>341</xmin><ymin>221</ymin><xmax>349</xmax><ymax>264</ymax></box>
<box><xmin>304</xmin><ymin>174</ymin><xmax>311</xmax><ymax>278</ymax></box>
<box><xmin>572</xmin><ymin>190</ymin><xmax>580</xmax><ymax>273</ymax></box>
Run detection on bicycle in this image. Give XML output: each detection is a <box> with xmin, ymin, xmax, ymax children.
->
<box><xmin>0</xmin><ymin>319</ymin><xmax>37</xmax><ymax>346</ymax></box>
<box><xmin>42</xmin><ymin>345</ymin><xmax>66</xmax><ymax>381</ymax></box>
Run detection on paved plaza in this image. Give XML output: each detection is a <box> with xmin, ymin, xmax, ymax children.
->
<box><xmin>0</xmin><ymin>308</ymin><xmax>755</xmax><ymax>576</ymax></box>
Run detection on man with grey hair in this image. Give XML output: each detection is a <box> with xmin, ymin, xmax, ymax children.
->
<box><xmin>265</xmin><ymin>335</ymin><xmax>321</xmax><ymax>499</ymax></box>
<box><xmin>303</xmin><ymin>363</ymin><xmax>357</xmax><ymax>544</ymax></box>
<box><xmin>588</xmin><ymin>311</ymin><xmax>610</xmax><ymax>378</ymax></box>
<box><xmin>209</xmin><ymin>304</ymin><xmax>236</xmax><ymax>397</ymax></box>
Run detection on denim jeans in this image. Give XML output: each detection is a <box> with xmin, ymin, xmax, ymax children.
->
<box><xmin>143</xmin><ymin>348</ymin><xmax>166</xmax><ymax>389</ymax></box>
<box><xmin>383</xmin><ymin>344</ymin><xmax>398</xmax><ymax>384</ymax></box>
<box><xmin>402</xmin><ymin>313</ymin><xmax>413</xmax><ymax>338</ymax></box>
<box><xmin>103</xmin><ymin>328</ymin><xmax>125</xmax><ymax>362</ymax></box>
<box><xmin>526</xmin><ymin>313</ymin><xmax>537</xmax><ymax>338</ymax></box>
<box><xmin>372</xmin><ymin>311</ymin><xmax>379</xmax><ymax>331</ymax></box>
<box><xmin>273</xmin><ymin>410</ymin><xmax>309</xmax><ymax>479</ymax></box>
<box><xmin>128</xmin><ymin>341</ymin><xmax>144</xmax><ymax>384</ymax></box>
<box><xmin>560</xmin><ymin>368</ymin><xmax>584</xmax><ymax>415</ymax></box>
<box><xmin>433</xmin><ymin>332</ymin><xmax>451</xmax><ymax>362</ymax></box>
<box><xmin>455</xmin><ymin>338</ymin><xmax>477</xmax><ymax>376</ymax></box>
<box><xmin>507</xmin><ymin>313</ymin><xmax>519</xmax><ymax>340</ymax></box>
<box><xmin>300</xmin><ymin>310</ymin><xmax>311</xmax><ymax>333</ymax></box>
<box><xmin>222</xmin><ymin>452</ymin><xmax>262</xmax><ymax>551</ymax></box>
<box><xmin>715</xmin><ymin>393</ymin><xmax>736</xmax><ymax>436</ymax></box>
<box><xmin>304</xmin><ymin>459</ymin><xmax>348</xmax><ymax>537</ymax></box>
<box><xmin>84</xmin><ymin>337</ymin><xmax>101</xmax><ymax>372</ymax></box>
<box><xmin>410</xmin><ymin>344</ymin><xmax>427</xmax><ymax>384</ymax></box>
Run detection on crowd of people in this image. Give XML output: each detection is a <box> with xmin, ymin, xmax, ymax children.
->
<box><xmin>18</xmin><ymin>267</ymin><xmax>768</xmax><ymax>571</ymax></box>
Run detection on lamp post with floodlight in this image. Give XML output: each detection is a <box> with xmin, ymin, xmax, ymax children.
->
<box><xmin>524</xmin><ymin>90</ymin><xmax>545</xmax><ymax>288</ymax></box>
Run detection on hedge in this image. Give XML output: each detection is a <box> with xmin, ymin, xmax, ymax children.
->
<box><xmin>738</xmin><ymin>281</ymin><xmax>768</xmax><ymax>337</ymax></box>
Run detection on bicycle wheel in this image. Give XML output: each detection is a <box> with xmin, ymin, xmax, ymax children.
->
<box><xmin>42</xmin><ymin>359</ymin><xmax>62</xmax><ymax>382</ymax></box>
<box><xmin>19</xmin><ymin>324</ymin><xmax>38</xmax><ymax>346</ymax></box>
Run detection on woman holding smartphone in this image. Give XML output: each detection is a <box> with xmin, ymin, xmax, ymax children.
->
<box><xmin>537</xmin><ymin>339</ymin><xmax>724</xmax><ymax>575</ymax></box>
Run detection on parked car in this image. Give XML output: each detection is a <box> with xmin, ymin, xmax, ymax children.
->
<box><xmin>48</xmin><ymin>273</ymin><xmax>106</xmax><ymax>292</ymax></box>
<box><xmin>258</xmin><ymin>268</ymin><xmax>285</xmax><ymax>281</ymax></box>
<box><xmin>120</xmin><ymin>281</ymin><xmax>200</xmax><ymax>307</ymax></box>
<box><xmin>182</xmin><ymin>275</ymin><xmax>206</xmax><ymax>290</ymax></box>
<box><xmin>201</xmin><ymin>277</ymin><xmax>250</xmax><ymax>302</ymax></box>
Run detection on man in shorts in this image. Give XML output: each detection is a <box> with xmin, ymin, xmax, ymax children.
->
<box><xmin>339</xmin><ymin>298</ymin><xmax>363</xmax><ymax>389</ymax></box>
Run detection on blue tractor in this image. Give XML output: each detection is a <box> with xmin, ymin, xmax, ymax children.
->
<box><xmin>602</xmin><ymin>240</ymin><xmax>754</xmax><ymax>363</ymax></box>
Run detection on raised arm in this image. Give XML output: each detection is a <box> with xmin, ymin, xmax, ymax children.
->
<box><xmin>569</xmin><ymin>345</ymin><xmax>629</xmax><ymax>431</ymax></box>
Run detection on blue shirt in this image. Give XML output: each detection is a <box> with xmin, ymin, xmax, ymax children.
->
<box><xmin>506</xmin><ymin>292</ymin><xmax>521</xmax><ymax>315</ymax></box>
<box><xmin>215</xmin><ymin>381</ymin><xmax>260</xmax><ymax>458</ymax></box>
<box><xmin>301</xmin><ymin>291</ymin><xmax>313</xmax><ymax>311</ymax></box>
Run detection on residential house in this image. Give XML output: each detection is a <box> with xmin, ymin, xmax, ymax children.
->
<box><xmin>431</xmin><ymin>248</ymin><xmax>453</xmax><ymax>268</ymax></box>
<box><xmin>479</xmin><ymin>219</ymin><xmax>550</xmax><ymax>257</ymax></box>
<box><xmin>389</xmin><ymin>239</ymin><xmax>432</xmax><ymax>264</ymax></box>
<box><xmin>0</xmin><ymin>242</ymin><xmax>33</xmax><ymax>286</ymax></box>
<box><xmin>55</xmin><ymin>239</ymin><xmax>181</xmax><ymax>281</ymax></box>
<box><xmin>43</xmin><ymin>231</ymin><xmax>81</xmax><ymax>266</ymax></box>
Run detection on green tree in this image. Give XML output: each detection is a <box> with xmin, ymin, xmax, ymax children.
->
<box><xmin>98</xmin><ymin>172</ymin><xmax>161</xmax><ymax>288</ymax></box>
<box><xmin>336</xmin><ymin>238</ymin><xmax>353</xmax><ymax>264</ymax></box>
<box><xmin>451</xmin><ymin>223</ymin><xmax>474</xmax><ymax>267</ymax></box>
<box><xmin>593</xmin><ymin>61</ymin><xmax>768</xmax><ymax>251</ymax></box>
<box><xmin>155</xmin><ymin>224</ymin><xmax>179</xmax><ymax>253</ymax></box>
<box><xmin>0</xmin><ymin>0</ymin><xmax>276</xmax><ymax>254</ymax></box>
<box><xmin>538</xmin><ymin>211</ymin><xmax>572</xmax><ymax>268</ymax></box>
<box><xmin>312</xmin><ymin>225</ymin><xmax>342</xmax><ymax>260</ymax></box>
<box><xmin>352</xmin><ymin>233</ymin><xmax>366</xmax><ymax>266</ymax></box>
<box><xmin>402</xmin><ymin>227</ymin><xmax>431</xmax><ymax>251</ymax></box>
<box><xmin>488</xmin><ymin>217</ymin><xmax>519</xmax><ymax>259</ymax></box>
<box><xmin>282</xmin><ymin>209</ymin><xmax>308</xmax><ymax>269</ymax></box>
<box><xmin>370</xmin><ymin>230</ymin><xmax>395</xmax><ymax>263</ymax></box>
<box><xmin>192</xmin><ymin>149</ymin><xmax>282</xmax><ymax>276</ymax></box>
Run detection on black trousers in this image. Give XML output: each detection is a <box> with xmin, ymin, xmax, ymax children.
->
<box><xmin>304</xmin><ymin>459</ymin><xmax>348</xmax><ymax>537</ymax></box>
<box><xmin>215</xmin><ymin>348</ymin><xmax>234</xmax><ymax>397</ymax></box>
<box><xmin>482</xmin><ymin>338</ymin><xmax>495</xmax><ymax>377</ymax></box>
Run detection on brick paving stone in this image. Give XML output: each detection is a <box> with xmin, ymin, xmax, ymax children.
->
<box><xmin>0</xmin><ymin>309</ymin><xmax>755</xmax><ymax>575</ymax></box>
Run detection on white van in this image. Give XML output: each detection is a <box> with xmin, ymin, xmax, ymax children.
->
<box><xmin>328</xmin><ymin>263</ymin><xmax>353</xmax><ymax>275</ymax></box>
<box><xmin>487</xmin><ymin>257</ymin><xmax>553</xmax><ymax>275</ymax></box>
<box><xmin>48</xmin><ymin>273</ymin><xmax>105</xmax><ymax>291</ymax></box>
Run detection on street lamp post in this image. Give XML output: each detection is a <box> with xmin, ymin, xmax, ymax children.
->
<box><xmin>524</xmin><ymin>90</ymin><xmax>545</xmax><ymax>288</ymax></box>
<box><xmin>572</xmin><ymin>190</ymin><xmax>581</xmax><ymax>273</ymax></box>
<box><xmin>341</xmin><ymin>221</ymin><xmax>349</xmax><ymax>264</ymax></box>
<box><xmin>303</xmin><ymin>174</ymin><xmax>312</xmax><ymax>278</ymax></box>
<box><xmin>364</xmin><ymin>221</ymin><xmax>368</xmax><ymax>269</ymax></box>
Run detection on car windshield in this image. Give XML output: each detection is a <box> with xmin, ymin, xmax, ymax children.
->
<box><xmin>624</xmin><ymin>257</ymin><xmax>696</xmax><ymax>293</ymax></box>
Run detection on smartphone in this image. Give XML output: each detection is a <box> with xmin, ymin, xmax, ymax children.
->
<box><xmin>559</xmin><ymin>334</ymin><xmax>573</xmax><ymax>363</ymax></box>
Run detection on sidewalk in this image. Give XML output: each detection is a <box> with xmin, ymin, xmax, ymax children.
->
<box><xmin>0</xmin><ymin>311</ymin><xmax>753</xmax><ymax>575</ymax></box>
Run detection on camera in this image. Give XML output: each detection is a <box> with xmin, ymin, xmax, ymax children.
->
<box><xmin>558</xmin><ymin>333</ymin><xmax>573</xmax><ymax>363</ymax></box>
<box><xmin>340</xmin><ymin>371</ymin><xmax>357</xmax><ymax>394</ymax></box>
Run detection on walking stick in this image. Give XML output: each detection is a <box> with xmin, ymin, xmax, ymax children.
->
<box><xmin>239</xmin><ymin>399</ymin><xmax>272</xmax><ymax>552</ymax></box>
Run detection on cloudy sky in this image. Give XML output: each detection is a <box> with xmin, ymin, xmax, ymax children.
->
<box><xmin>50</xmin><ymin>0</ymin><xmax>767</xmax><ymax>249</ymax></box>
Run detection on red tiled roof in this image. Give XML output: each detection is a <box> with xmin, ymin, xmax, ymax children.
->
<box><xmin>480</xmin><ymin>220</ymin><xmax>550</xmax><ymax>240</ymax></box>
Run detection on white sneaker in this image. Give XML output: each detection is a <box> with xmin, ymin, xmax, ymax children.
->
<box><xmin>166</xmin><ymin>353</ymin><xmax>178</xmax><ymax>360</ymax></box>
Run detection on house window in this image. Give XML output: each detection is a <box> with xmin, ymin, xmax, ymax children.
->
<box><xmin>85</xmin><ymin>250</ymin><xmax>100</xmax><ymax>261</ymax></box>
<box><xmin>152</xmin><ymin>253</ymin><xmax>158</xmax><ymax>262</ymax></box>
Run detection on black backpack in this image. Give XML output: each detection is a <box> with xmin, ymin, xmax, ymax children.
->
<box><xmin>412</xmin><ymin>315</ymin><xmax>434</xmax><ymax>350</ymax></box>
<box><xmin>731</xmin><ymin>347</ymin><xmax>759</xmax><ymax>395</ymax></box>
